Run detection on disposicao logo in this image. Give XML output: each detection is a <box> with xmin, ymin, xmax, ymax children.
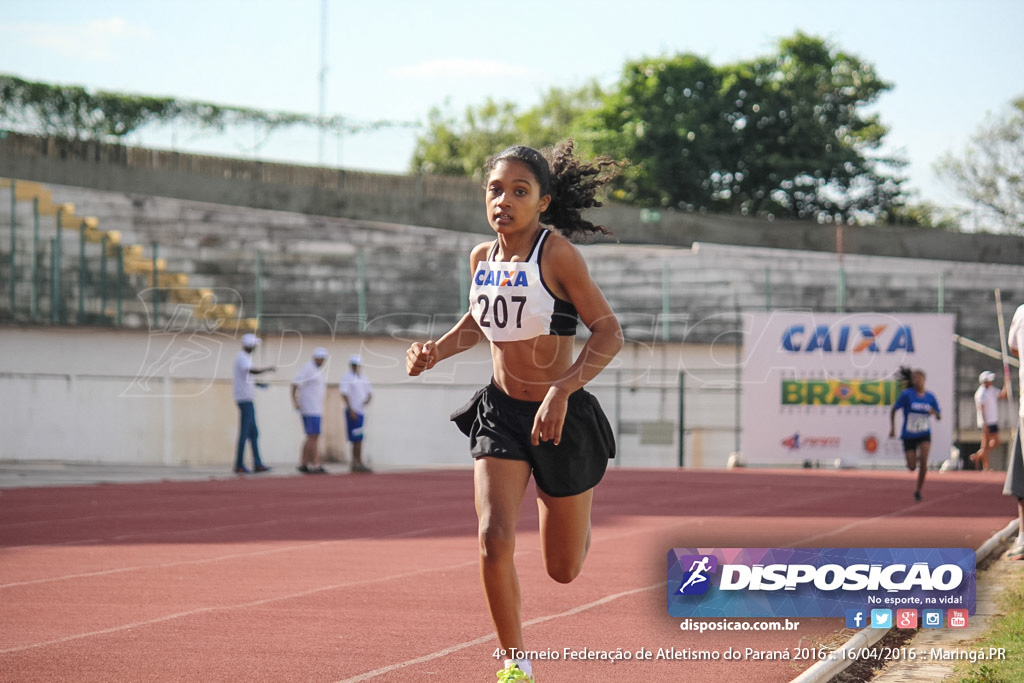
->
<box><xmin>667</xmin><ymin>548</ymin><xmax>975</xmax><ymax>619</ymax></box>
<box><xmin>675</xmin><ymin>555</ymin><xmax>718</xmax><ymax>595</ymax></box>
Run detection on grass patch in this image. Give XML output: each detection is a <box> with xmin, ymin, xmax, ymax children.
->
<box><xmin>954</xmin><ymin>575</ymin><xmax>1024</xmax><ymax>683</ymax></box>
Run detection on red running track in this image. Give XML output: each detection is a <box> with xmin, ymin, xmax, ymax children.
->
<box><xmin>0</xmin><ymin>468</ymin><xmax>1012</xmax><ymax>682</ymax></box>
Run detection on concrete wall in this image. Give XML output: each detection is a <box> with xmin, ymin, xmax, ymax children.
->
<box><xmin>3</xmin><ymin>132</ymin><xmax>1024</xmax><ymax>265</ymax></box>
<box><xmin>3</xmin><ymin>144</ymin><xmax>1023</xmax><ymax>471</ymax></box>
<box><xmin>0</xmin><ymin>327</ymin><xmax>485</xmax><ymax>469</ymax></box>
<box><xmin>1</xmin><ymin>327</ymin><xmax>743</xmax><ymax>470</ymax></box>
<box><xmin>4</xmin><ymin>182</ymin><xmax>1023</xmax><ymax>423</ymax></box>
<box><xmin>6</xmin><ymin>182</ymin><xmax>1024</xmax><ymax>347</ymax></box>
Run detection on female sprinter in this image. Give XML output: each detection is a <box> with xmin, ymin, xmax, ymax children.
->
<box><xmin>889</xmin><ymin>368</ymin><xmax>941</xmax><ymax>502</ymax></box>
<box><xmin>406</xmin><ymin>142</ymin><xmax>622</xmax><ymax>682</ymax></box>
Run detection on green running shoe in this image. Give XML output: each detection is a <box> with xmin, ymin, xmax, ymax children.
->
<box><xmin>496</xmin><ymin>663</ymin><xmax>534</xmax><ymax>682</ymax></box>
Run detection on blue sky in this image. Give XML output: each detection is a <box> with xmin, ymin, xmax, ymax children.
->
<box><xmin>2</xmin><ymin>0</ymin><xmax>1022</xmax><ymax>208</ymax></box>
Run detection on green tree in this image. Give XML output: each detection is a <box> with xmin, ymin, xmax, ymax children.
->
<box><xmin>576</xmin><ymin>54</ymin><xmax>727</xmax><ymax>209</ymax></box>
<box><xmin>410</xmin><ymin>82</ymin><xmax>605</xmax><ymax>177</ymax></box>
<box><xmin>409</xmin><ymin>33</ymin><xmax>910</xmax><ymax>224</ymax></box>
<box><xmin>0</xmin><ymin>73</ymin><xmax>415</xmax><ymax>158</ymax></box>
<box><xmin>934</xmin><ymin>97</ymin><xmax>1024</xmax><ymax>234</ymax></box>
<box><xmin>0</xmin><ymin>75</ymin><xmax>179</xmax><ymax>139</ymax></box>
<box><xmin>582</xmin><ymin>33</ymin><xmax>906</xmax><ymax>223</ymax></box>
<box><xmin>411</xmin><ymin>98</ymin><xmax>521</xmax><ymax>177</ymax></box>
<box><xmin>884</xmin><ymin>201</ymin><xmax>964</xmax><ymax>230</ymax></box>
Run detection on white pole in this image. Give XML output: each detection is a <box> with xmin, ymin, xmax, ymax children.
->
<box><xmin>318</xmin><ymin>0</ymin><xmax>329</xmax><ymax>165</ymax></box>
<box><xmin>996</xmin><ymin>288</ymin><xmax>1015</xmax><ymax>409</ymax></box>
<box><xmin>997</xmin><ymin>290</ymin><xmax>1022</xmax><ymax>486</ymax></box>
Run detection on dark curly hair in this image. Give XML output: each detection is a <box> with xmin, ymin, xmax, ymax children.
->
<box><xmin>895</xmin><ymin>366</ymin><xmax>926</xmax><ymax>390</ymax></box>
<box><xmin>896</xmin><ymin>365</ymin><xmax>913</xmax><ymax>389</ymax></box>
<box><xmin>483</xmin><ymin>140</ymin><xmax>620</xmax><ymax>241</ymax></box>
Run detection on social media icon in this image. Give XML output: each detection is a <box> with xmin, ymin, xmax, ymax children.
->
<box><xmin>948</xmin><ymin>609</ymin><xmax>969</xmax><ymax>628</ymax></box>
<box><xmin>896</xmin><ymin>609</ymin><xmax>918</xmax><ymax>628</ymax></box>
<box><xmin>922</xmin><ymin>609</ymin><xmax>943</xmax><ymax>628</ymax></box>
<box><xmin>845</xmin><ymin>609</ymin><xmax>866</xmax><ymax>629</ymax></box>
<box><xmin>871</xmin><ymin>609</ymin><xmax>892</xmax><ymax>628</ymax></box>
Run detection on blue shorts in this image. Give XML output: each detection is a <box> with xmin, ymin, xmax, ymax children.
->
<box><xmin>346</xmin><ymin>412</ymin><xmax>365</xmax><ymax>442</ymax></box>
<box><xmin>984</xmin><ymin>423</ymin><xmax>999</xmax><ymax>434</ymax></box>
<box><xmin>302</xmin><ymin>415</ymin><xmax>321</xmax><ymax>436</ymax></box>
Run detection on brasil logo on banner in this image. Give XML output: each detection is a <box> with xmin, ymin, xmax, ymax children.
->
<box><xmin>667</xmin><ymin>548</ymin><xmax>975</xmax><ymax>618</ymax></box>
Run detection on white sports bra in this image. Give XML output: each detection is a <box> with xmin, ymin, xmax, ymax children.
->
<box><xmin>469</xmin><ymin>229</ymin><xmax>579</xmax><ymax>342</ymax></box>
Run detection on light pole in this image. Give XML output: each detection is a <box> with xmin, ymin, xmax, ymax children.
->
<box><xmin>318</xmin><ymin>0</ymin><xmax>329</xmax><ymax>165</ymax></box>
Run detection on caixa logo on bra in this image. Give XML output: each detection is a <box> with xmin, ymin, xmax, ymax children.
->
<box><xmin>667</xmin><ymin>548</ymin><xmax>975</xmax><ymax>618</ymax></box>
<box><xmin>474</xmin><ymin>268</ymin><xmax>529</xmax><ymax>287</ymax></box>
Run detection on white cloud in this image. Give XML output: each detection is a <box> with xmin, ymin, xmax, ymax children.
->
<box><xmin>391</xmin><ymin>59</ymin><xmax>533</xmax><ymax>79</ymax></box>
<box><xmin>1</xmin><ymin>17</ymin><xmax>152</xmax><ymax>62</ymax></box>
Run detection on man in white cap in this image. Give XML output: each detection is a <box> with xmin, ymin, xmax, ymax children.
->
<box><xmin>1005</xmin><ymin>302</ymin><xmax>1024</xmax><ymax>560</ymax></box>
<box><xmin>971</xmin><ymin>370</ymin><xmax>1006</xmax><ymax>471</ymax></box>
<box><xmin>292</xmin><ymin>347</ymin><xmax>330</xmax><ymax>474</ymax></box>
<box><xmin>339</xmin><ymin>354</ymin><xmax>373</xmax><ymax>473</ymax></box>
<box><xmin>233</xmin><ymin>333</ymin><xmax>275</xmax><ymax>474</ymax></box>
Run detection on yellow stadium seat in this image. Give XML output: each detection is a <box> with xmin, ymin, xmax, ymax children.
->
<box><xmin>124</xmin><ymin>257</ymin><xmax>167</xmax><ymax>274</ymax></box>
<box><xmin>154</xmin><ymin>272</ymin><xmax>189</xmax><ymax>288</ymax></box>
<box><xmin>195</xmin><ymin>303</ymin><xmax>238</xmax><ymax>320</ymax></box>
<box><xmin>217</xmin><ymin>317</ymin><xmax>259</xmax><ymax>332</ymax></box>
<box><xmin>168</xmin><ymin>287</ymin><xmax>211</xmax><ymax>305</ymax></box>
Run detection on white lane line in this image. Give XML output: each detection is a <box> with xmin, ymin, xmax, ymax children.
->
<box><xmin>790</xmin><ymin>485</ymin><xmax>987</xmax><ymax>546</ymax></box>
<box><xmin>334</xmin><ymin>582</ymin><xmax>665</xmax><ymax>683</ymax></box>
<box><xmin>0</xmin><ymin>520</ymin><xmax>672</xmax><ymax>655</ymax></box>
<box><xmin>1</xmin><ymin>498</ymin><xmax>469</xmax><ymax>550</ymax></box>
<box><xmin>0</xmin><ymin>556</ymin><xmax>482</xmax><ymax>654</ymax></box>
<box><xmin>0</xmin><ymin>520</ymin><xmax>475</xmax><ymax>589</ymax></box>
<box><xmin>3</xmin><ymin>482</ymin><xmax>989</xmax><ymax>665</ymax></box>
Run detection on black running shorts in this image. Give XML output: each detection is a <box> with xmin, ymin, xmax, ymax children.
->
<box><xmin>902</xmin><ymin>434</ymin><xmax>931</xmax><ymax>452</ymax></box>
<box><xmin>450</xmin><ymin>381</ymin><xmax>615</xmax><ymax>497</ymax></box>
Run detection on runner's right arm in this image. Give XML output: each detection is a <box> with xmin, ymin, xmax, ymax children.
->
<box><xmin>407</xmin><ymin>243</ymin><xmax>490</xmax><ymax>376</ymax></box>
<box><xmin>406</xmin><ymin>311</ymin><xmax>486</xmax><ymax>376</ymax></box>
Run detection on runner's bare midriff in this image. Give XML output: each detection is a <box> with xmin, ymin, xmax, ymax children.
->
<box><xmin>491</xmin><ymin>335</ymin><xmax>575</xmax><ymax>401</ymax></box>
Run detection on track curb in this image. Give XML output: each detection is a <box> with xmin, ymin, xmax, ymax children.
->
<box><xmin>789</xmin><ymin>517</ymin><xmax>1021</xmax><ymax>683</ymax></box>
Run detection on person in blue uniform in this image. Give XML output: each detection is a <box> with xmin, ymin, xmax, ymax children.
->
<box><xmin>889</xmin><ymin>368</ymin><xmax>941</xmax><ymax>502</ymax></box>
<box><xmin>405</xmin><ymin>141</ymin><xmax>622</xmax><ymax>683</ymax></box>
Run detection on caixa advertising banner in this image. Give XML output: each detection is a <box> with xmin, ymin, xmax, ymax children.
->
<box><xmin>667</xmin><ymin>548</ymin><xmax>975</xmax><ymax>620</ymax></box>
<box><xmin>740</xmin><ymin>312</ymin><xmax>954</xmax><ymax>466</ymax></box>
